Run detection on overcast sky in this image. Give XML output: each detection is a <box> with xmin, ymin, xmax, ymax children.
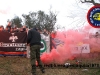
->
<box><xmin>0</xmin><ymin>0</ymin><xmax>94</xmax><ymax>30</ymax></box>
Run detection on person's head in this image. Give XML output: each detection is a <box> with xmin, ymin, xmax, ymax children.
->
<box><xmin>6</xmin><ymin>23</ymin><xmax>12</xmax><ymax>32</ymax></box>
<box><xmin>22</xmin><ymin>25</ymin><xmax>26</xmax><ymax>32</ymax></box>
<box><xmin>14</xmin><ymin>25</ymin><xmax>17</xmax><ymax>29</ymax></box>
<box><xmin>53</xmin><ymin>31</ymin><xmax>57</xmax><ymax>35</ymax></box>
<box><xmin>0</xmin><ymin>25</ymin><xmax>4</xmax><ymax>31</ymax></box>
<box><xmin>0</xmin><ymin>26</ymin><xmax>2</xmax><ymax>31</ymax></box>
<box><xmin>43</xmin><ymin>29</ymin><xmax>47</xmax><ymax>32</ymax></box>
<box><xmin>95</xmin><ymin>32</ymin><xmax>99</xmax><ymax>37</ymax></box>
<box><xmin>38</xmin><ymin>28</ymin><xmax>42</xmax><ymax>33</ymax></box>
<box><xmin>10</xmin><ymin>27</ymin><xmax>14</xmax><ymax>32</ymax></box>
<box><xmin>33</xmin><ymin>26</ymin><xmax>38</xmax><ymax>31</ymax></box>
<box><xmin>23</xmin><ymin>25</ymin><xmax>26</xmax><ymax>28</ymax></box>
<box><xmin>5</xmin><ymin>26</ymin><xmax>8</xmax><ymax>31</ymax></box>
<box><xmin>19</xmin><ymin>27</ymin><xmax>24</xmax><ymax>32</ymax></box>
<box><xmin>96</xmin><ymin>32</ymin><xmax>99</xmax><ymax>34</ymax></box>
<box><xmin>7</xmin><ymin>22</ymin><xmax>11</xmax><ymax>26</ymax></box>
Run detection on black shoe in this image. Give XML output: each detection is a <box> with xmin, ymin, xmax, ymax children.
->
<box><xmin>41</xmin><ymin>69</ymin><xmax>45</xmax><ymax>73</ymax></box>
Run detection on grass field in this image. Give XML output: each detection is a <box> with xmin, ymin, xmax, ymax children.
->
<box><xmin>0</xmin><ymin>54</ymin><xmax>100</xmax><ymax>75</ymax></box>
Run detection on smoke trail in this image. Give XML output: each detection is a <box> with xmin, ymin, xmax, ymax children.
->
<box><xmin>41</xmin><ymin>25</ymin><xmax>100</xmax><ymax>64</ymax></box>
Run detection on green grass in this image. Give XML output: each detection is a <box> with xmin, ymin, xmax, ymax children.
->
<box><xmin>0</xmin><ymin>54</ymin><xmax>100</xmax><ymax>75</ymax></box>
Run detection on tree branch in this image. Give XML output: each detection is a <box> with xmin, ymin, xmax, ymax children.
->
<box><xmin>80</xmin><ymin>0</ymin><xmax>100</xmax><ymax>5</ymax></box>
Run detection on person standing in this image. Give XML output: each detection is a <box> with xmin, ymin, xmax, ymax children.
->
<box><xmin>6</xmin><ymin>22</ymin><xmax>12</xmax><ymax>32</ymax></box>
<box><xmin>27</xmin><ymin>26</ymin><xmax>45</xmax><ymax>75</ymax></box>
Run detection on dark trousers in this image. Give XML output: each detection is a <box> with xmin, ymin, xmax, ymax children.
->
<box><xmin>30</xmin><ymin>45</ymin><xmax>44</xmax><ymax>74</ymax></box>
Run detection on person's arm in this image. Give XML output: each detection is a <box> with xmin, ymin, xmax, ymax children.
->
<box><xmin>27</xmin><ymin>30</ymin><xmax>32</xmax><ymax>45</ymax></box>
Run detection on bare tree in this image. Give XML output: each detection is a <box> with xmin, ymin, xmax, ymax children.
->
<box><xmin>80</xmin><ymin>0</ymin><xmax>100</xmax><ymax>5</ymax></box>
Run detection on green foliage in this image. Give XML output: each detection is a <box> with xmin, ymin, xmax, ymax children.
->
<box><xmin>22</xmin><ymin>10</ymin><xmax>57</xmax><ymax>32</ymax></box>
<box><xmin>11</xmin><ymin>16</ymin><xmax>22</xmax><ymax>27</ymax></box>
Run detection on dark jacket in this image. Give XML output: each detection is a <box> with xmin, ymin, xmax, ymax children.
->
<box><xmin>27</xmin><ymin>28</ymin><xmax>41</xmax><ymax>46</ymax></box>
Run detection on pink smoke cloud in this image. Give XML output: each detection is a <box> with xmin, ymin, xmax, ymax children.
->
<box><xmin>40</xmin><ymin>25</ymin><xmax>100</xmax><ymax>65</ymax></box>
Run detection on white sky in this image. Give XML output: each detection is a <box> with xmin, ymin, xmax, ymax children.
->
<box><xmin>0</xmin><ymin>0</ymin><xmax>94</xmax><ymax>29</ymax></box>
